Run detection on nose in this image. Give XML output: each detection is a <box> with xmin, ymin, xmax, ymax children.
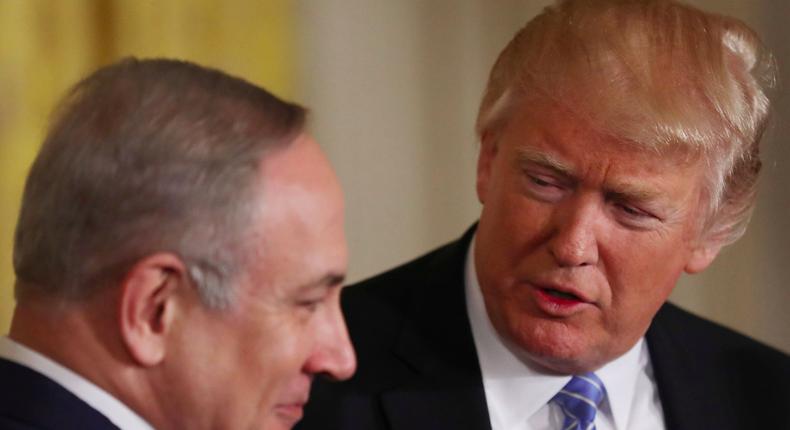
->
<box><xmin>304</xmin><ymin>302</ymin><xmax>357</xmax><ymax>381</ymax></box>
<box><xmin>547</xmin><ymin>196</ymin><xmax>599</xmax><ymax>268</ymax></box>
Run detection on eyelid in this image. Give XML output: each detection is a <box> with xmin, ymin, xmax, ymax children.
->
<box><xmin>616</xmin><ymin>202</ymin><xmax>650</xmax><ymax>217</ymax></box>
<box><xmin>611</xmin><ymin>201</ymin><xmax>665</xmax><ymax>230</ymax></box>
<box><xmin>297</xmin><ymin>285</ymin><xmax>331</xmax><ymax>302</ymax></box>
<box><xmin>522</xmin><ymin>160</ymin><xmax>573</xmax><ymax>183</ymax></box>
<box><xmin>297</xmin><ymin>296</ymin><xmax>327</xmax><ymax>313</ymax></box>
<box><xmin>528</xmin><ymin>174</ymin><xmax>556</xmax><ymax>187</ymax></box>
<box><xmin>525</xmin><ymin>169</ymin><xmax>571</xmax><ymax>191</ymax></box>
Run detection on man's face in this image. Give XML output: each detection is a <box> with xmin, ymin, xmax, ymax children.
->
<box><xmin>474</xmin><ymin>100</ymin><xmax>719</xmax><ymax>374</ymax></box>
<box><xmin>170</xmin><ymin>134</ymin><xmax>355</xmax><ymax>429</ymax></box>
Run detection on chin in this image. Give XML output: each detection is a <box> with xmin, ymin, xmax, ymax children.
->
<box><xmin>264</xmin><ymin>422</ymin><xmax>294</xmax><ymax>430</ymax></box>
<box><xmin>526</xmin><ymin>350</ymin><xmax>608</xmax><ymax>374</ymax></box>
<box><xmin>507</xmin><ymin>318</ymin><xmax>610</xmax><ymax>374</ymax></box>
<box><xmin>267</xmin><ymin>410</ymin><xmax>302</xmax><ymax>430</ymax></box>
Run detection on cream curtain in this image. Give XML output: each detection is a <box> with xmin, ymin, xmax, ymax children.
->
<box><xmin>0</xmin><ymin>0</ymin><xmax>296</xmax><ymax>333</ymax></box>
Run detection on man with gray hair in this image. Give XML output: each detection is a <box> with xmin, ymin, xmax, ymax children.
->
<box><xmin>0</xmin><ymin>58</ymin><xmax>356</xmax><ymax>429</ymax></box>
<box><xmin>299</xmin><ymin>0</ymin><xmax>790</xmax><ymax>429</ymax></box>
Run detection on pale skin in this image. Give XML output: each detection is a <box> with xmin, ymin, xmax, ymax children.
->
<box><xmin>10</xmin><ymin>133</ymin><xmax>356</xmax><ymax>430</ymax></box>
<box><xmin>474</xmin><ymin>99</ymin><xmax>722</xmax><ymax>375</ymax></box>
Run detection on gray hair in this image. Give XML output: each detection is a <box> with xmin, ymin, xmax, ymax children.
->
<box><xmin>476</xmin><ymin>0</ymin><xmax>777</xmax><ymax>246</ymax></box>
<box><xmin>14</xmin><ymin>58</ymin><xmax>306</xmax><ymax>308</ymax></box>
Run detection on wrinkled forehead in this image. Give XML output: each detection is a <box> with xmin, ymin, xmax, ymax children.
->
<box><xmin>503</xmin><ymin>94</ymin><xmax>706</xmax><ymax>168</ymax></box>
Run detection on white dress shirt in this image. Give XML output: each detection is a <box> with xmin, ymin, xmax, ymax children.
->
<box><xmin>0</xmin><ymin>336</ymin><xmax>155</xmax><ymax>430</ymax></box>
<box><xmin>464</xmin><ymin>237</ymin><xmax>666</xmax><ymax>430</ymax></box>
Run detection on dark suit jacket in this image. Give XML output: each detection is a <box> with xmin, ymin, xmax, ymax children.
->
<box><xmin>298</xmin><ymin>226</ymin><xmax>790</xmax><ymax>430</ymax></box>
<box><xmin>0</xmin><ymin>358</ymin><xmax>119</xmax><ymax>430</ymax></box>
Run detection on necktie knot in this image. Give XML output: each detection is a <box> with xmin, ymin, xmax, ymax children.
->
<box><xmin>551</xmin><ymin>373</ymin><xmax>606</xmax><ymax>430</ymax></box>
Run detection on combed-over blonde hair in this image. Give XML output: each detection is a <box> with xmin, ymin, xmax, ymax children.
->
<box><xmin>476</xmin><ymin>0</ymin><xmax>777</xmax><ymax>245</ymax></box>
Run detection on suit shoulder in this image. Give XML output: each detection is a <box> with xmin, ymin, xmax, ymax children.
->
<box><xmin>0</xmin><ymin>416</ymin><xmax>40</xmax><ymax>430</ymax></box>
<box><xmin>342</xmin><ymin>238</ymin><xmax>464</xmax><ymax>310</ymax></box>
<box><xmin>649</xmin><ymin>303</ymin><xmax>790</xmax><ymax>426</ymax></box>
<box><xmin>653</xmin><ymin>303</ymin><xmax>790</xmax><ymax>373</ymax></box>
<box><xmin>0</xmin><ymin>358</ymin><xmax>120</xmax><ymax>430</ymax></box>
<box><xmin>339</xmin><ymin>239</ymin><xmax>465</xmax><ymax>354</ymax></box>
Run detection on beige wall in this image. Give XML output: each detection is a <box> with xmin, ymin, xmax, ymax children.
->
<box><xmin>296</xmin><ymin>0</ymin><xmax>790</xmax><ymax>354</ymax></box>
<box><xmin>3</xmin><ymin>1</ymin><xmax>786</xmax><ymax>354</ymax></box>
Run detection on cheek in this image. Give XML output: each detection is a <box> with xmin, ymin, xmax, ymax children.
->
<box><xmin>477</xmin><ymin>196</ymin><xmax>556</xmax><ymax>301</ymax></box>
<box><xmin>242</xmin><ymin>318</ymin><xmax>313</xmax><ymax>417</ymax></box>
<box><xmin>259</xmin><ymin>316</ymin><xmax>313</xmax><ymax>373</ymax></box>
<box><xmin>606</xmin><ymin>226</ymin><xmax>689</xmax><ymax>281</ymax></box>
<box><xmin>482</xmin><ymin>183</ymin><xmax>551</xmax><ymax>242</ymax></box>
<box><xmin>227</xmin><ymin>315</ymin><xmax>302</xmax><ymax>393</ymax></box>
<box><xmin>605</xmin><ymin>235</ymin><xmax>687</xmax><ymax>325</ymax></box>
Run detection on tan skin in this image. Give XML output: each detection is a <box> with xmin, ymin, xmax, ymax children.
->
<box><xmin>474</xmin><ymin>100</ymin><xmax>721</xmax><ymax>374</ymax></box>
<box><xmin>158</xmin><ymin>134</ymin><xmax>356</xmax><ymax>430</ymax></box>
<box><xmin>10</xmin><ymin>134</ymin><xmax>356</xmax><ymax>430</ymax></box>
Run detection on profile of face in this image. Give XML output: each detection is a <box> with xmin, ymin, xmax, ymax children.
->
<box><xmin>167</xmin><ymin>134</ymin><xmax>356</xmax><ymax>429</ymax></box>
<box><xmin>474</xmin><ymin>99</ymin><xmax>721</xmax><ymax>374</ymax></box>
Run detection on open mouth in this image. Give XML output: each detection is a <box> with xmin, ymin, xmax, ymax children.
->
<box><xmin>542</xmin><ymin>288</ymin><xmax>581</xmax><ymax>301</ymax></box>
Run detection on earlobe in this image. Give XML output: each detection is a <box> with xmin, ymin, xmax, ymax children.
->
<box><xmin>684</xmin><ymin>241</ymin><xmax>722</xmax><ymax>274</ymax></box>
<box><xmin>119</xmin><ymin>254</ymin><xmax>187</xmax><ymax>367</ymax></box>
<box><xmin>476</xmin><ymin>131</ymin><xmax>499</xmax><ymax>204</ymax></box>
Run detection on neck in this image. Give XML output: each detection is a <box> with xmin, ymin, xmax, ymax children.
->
<box><xmin>9</xmin><ymin>292</ymin><xmax>162</xmax><ymax>427</ymax></box>
<box><xmin>11</xmin><ymin>290</ymin><xmax>120</xmax><ymax>372</ymax></box>
<box><xmin>10</xmin><ymin>291</ymin><xmax>201</xmax><ymax>430</ymax></box>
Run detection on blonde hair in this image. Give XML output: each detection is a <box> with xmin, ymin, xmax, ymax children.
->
<box><xmin>476</xmin><ymin>0</ymin><xmax>776</xmax><ymax>245</ymax></box>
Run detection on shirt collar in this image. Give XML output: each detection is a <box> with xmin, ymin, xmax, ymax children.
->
<box><xmin>464</xmin><ymin>235</ymin><xmax>647</xmax><ymax>429</ymax></box>
<box><xmin>0</xmin><ymin>336</ymin><xmax>155</xmax><ymax>430</ymax></box>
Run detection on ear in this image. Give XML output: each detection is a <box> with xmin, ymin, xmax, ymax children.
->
<box><xmin>476</xmin><ymin>130</ymin><xmax>499</xmax><ymax>204</ymax></box>
<box><xmin>684</xmin><ymin>239</ymin><xmax>723</xmax><ymax>274</ymax></box>
<box><xmin>119</xmin><ymin>253</ymin><xmax>188</xmax><ymax>367</ymax></box>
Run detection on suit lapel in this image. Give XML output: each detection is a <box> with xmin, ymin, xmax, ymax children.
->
<box><xmin>380</xmin><ymin>226</ymin><xmax>492</xmax><ymax>430</ymax></box>
<box><xmin>382</xmin><ymin>385</ymin><xmax>492</xmax><ymax>430</ymax></box>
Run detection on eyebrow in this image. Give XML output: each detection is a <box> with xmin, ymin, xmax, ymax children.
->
<box><xmin>515</xmin><ymin>148</ymin><xmax>575</xmax><ymax>178</ymax></box>
<box><xmin>606</xmin><ymin>184</ymin><xmax>663</xmax><ymax>203</ymax></box>
<box><xmin>515</xmin><ymin>147</ymin><xmax>664</xmax><ymax>202</ymax></box>
<box><xmin>298</xmin><ymin>272</ymin><xmax>346</xmax><ymax>292</ymax></box>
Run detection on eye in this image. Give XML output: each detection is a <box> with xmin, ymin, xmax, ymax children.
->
<box><xmin>298</xmin><ymin>298</ymin><xmax>323</xmax><ymax>312</ymax></box>
<box><xmin>296</xmin><ymin>294</ymin><xmax>329</xmax><ymax>313</ymax></box>
<box><xmin>529</xmin><ymin>175</ymin><xmax>556</xmax><ymax>187</ymax></box>
<box><xmin>616</xmin><ymin>202</ymin><xmax>648</xmax><ymax>218</ymax></box>
<box><xmin>523</xmin><ymin>172</ymin><xmax>566</xmax><ymax>202</ymax></box>
<box><xmin>612</xmin><ymin>201</ymin><xmax>663</xmax><ymax>230</ymax></box>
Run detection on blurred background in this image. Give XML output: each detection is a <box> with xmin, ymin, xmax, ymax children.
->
<box><xmin>1</xmin><ymin>0</ymin><xmax>787</xmax><ymax>353</ymax></box>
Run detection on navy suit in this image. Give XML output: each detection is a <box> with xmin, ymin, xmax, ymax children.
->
<box><xmin>0</xmin><ymin>358</ymin><xmax>118</xmax><ymax>430</ymax></box>
<box><xmin>298</xmin><ymin>226</ymin><xmax>790</xmax><ymax>430</ymax></box>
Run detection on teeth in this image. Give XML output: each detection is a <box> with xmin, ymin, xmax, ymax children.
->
<box><xmin>545</xmin><ymin>289</ymin><xmax>579</xmax><ymax>300</ymax></box>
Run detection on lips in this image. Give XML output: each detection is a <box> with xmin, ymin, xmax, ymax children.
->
<box><xmin>542</xmin><ymin>288</ymin><xmax>582</xmax><ymax>301</ymax></box>
<box><xmin>531</xmin><ymin>281</ymin><xmax>594</xmax><ymax>316</ymax></box>
<box><xmin>534</xmin><ymin>281</ymin><xmax>592</xmax><ymax>303</ymax></box>
<box><xmin>275</xmin><ymin>402</ymin><xmax>306</xmax><ymax>425</ymax></box>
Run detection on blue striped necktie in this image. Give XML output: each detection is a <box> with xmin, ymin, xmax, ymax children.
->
<box><xmin>551</xmin><ymin>373</ymin><xmax>606</xmax><ymax>430</ymax></box>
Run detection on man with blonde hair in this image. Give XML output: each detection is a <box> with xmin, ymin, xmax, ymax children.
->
<box><xmin>0</xmin><ymin>58</ymin><xmax>356</xmax><ymax>429</ymax></box>
<box><xmin>299</xmin><ymin>0</ymin><xmax>790</xmax><ymax>429</ymax></box>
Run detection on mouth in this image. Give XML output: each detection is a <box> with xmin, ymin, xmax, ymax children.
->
<box><xmin>541</xmin><ymin>287</ymin><xmax>582</xmax><ymax>302</ymax></box>
<box><xmin>275</xmin><ymin>403</ymin><xmax>306</xmax><ymax>425</ymax></box>
<box><xmin>533</xmin><ymin>283</ymin><xmax>593</xmax><ymax>315</ymax></box>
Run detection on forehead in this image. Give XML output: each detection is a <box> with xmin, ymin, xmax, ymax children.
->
<box><xmin>501</xmin><ymin>100</ymin><xmax>703</xmax><ymax>178</ymax></box>
<box><xmin>239</xmin><ymin>134</ymin><xmax>346</xmax><ymax>292</ymax></box>
<box><xmin>495</xmin><ymin>101</ymin><xmax>714</xmax><ymax>223</ymax></box>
